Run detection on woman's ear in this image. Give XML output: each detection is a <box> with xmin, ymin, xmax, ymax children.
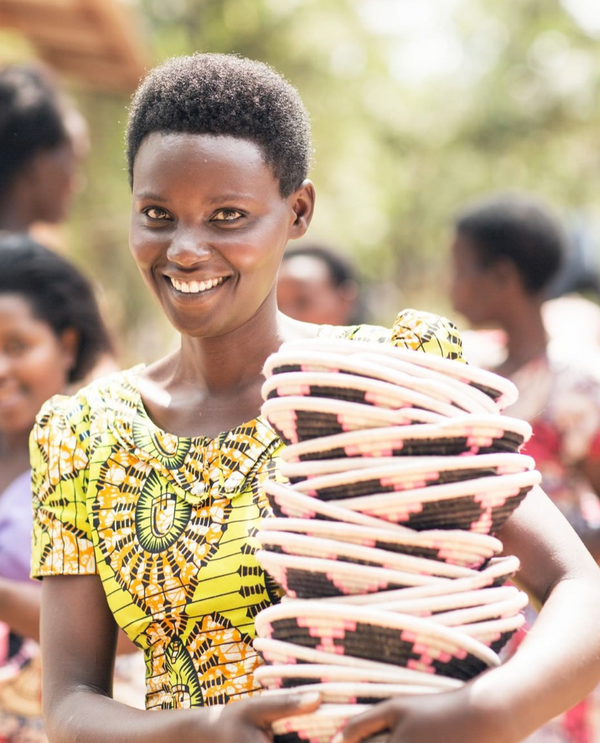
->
<box><xmin>289</xmin><ymin>180</ymin><xmax>316</xmax><ymax>240</ymax></box>
<box><xmin>59</xmin><ymin>328</ymin><xmax>79</xmax><ymax>375</ymax></box>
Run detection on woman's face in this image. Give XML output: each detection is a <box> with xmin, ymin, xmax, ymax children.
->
<box><xmin>130</xmin><ymin>132</ymin><xmax>314</xmax><ymax>338</ymax></box>
<box><xmin>450</xmin><ymin>232</ymin><xmax>500</xmax><ymax>327</ymax></box>
<box><xmin>0</xmin><ymin>295</ymin><xmax>75</xmax><ymax>436</ymax></box>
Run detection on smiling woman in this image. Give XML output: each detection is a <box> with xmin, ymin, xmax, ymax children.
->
<box><xmin>28</xmin><ymin>53</ymin><xmax>600</xmax><ymax>743</ymax></box>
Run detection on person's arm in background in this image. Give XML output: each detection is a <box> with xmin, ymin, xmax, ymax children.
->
<box><xmin>337</xmin><ymin>486</ymin><xmax>600</xmax><ymax>743</ymax></box>
<box><xmin>578</xmin><ymin>456</ymin><xmax>600</xmax><ymax>560</ymax></box>
<box><xmin>41</xmin><ymin>573</ymin><xmax>320</xmax><ymax>743</ymax></box>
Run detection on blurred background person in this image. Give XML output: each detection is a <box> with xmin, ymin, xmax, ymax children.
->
<box><xmin>449</xmin><ymin>192</ymin><xmax>600</xmax><ymax>743</ymax></box>
<box><xmin>0</xmin><ymin>63</ymin><xmax>87</xmax><ymax>237</ymax></box>
<box><xmin>450</xmin><ymin>192</ymin><xmax>600</xmax><ymax>549</ymax></box>
<box><xmin>277</xmin><ymin>243</ymin><xmax>364</xmax><ymax>326</ymax></box>
<box><xmin>0</xmin><ymin>234</ymin><xmax>139</xmax><ymax>742</ymax></box>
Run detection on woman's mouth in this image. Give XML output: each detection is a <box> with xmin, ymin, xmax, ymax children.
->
<box><xmin>168</xmin><ymin>275</ymin><xmax>228</xmax><ymax>294</ymax></box>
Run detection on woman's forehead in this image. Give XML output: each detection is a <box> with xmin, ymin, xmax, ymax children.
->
<box><xmin>133</xmin><ymin>131</ymin><xmax>273</xmax><ymax>188</ymax></box>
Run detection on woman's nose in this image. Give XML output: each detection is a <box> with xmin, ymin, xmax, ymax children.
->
<box><xmin>0</xmin><ymin>353</ymin><xmax>12</xmax><ymax>383</ymax></box>
<box><xmin>166</xmin><ymin>227</ymin><xmax>214</xmax><ymax>267</ymax></box>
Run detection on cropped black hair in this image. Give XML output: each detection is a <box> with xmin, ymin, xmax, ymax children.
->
<box><xmin>455</xmin><ymin>193</ymin><xmax>565</xmax><ymax>294</ymax></box>
<box><xmin>126</xmin><ymin>53</ymin><xmax>311</xmax><ymax>198</ymax></box>
<box><xmin>282</xmin><ymin>244</ymin><xmax>358</xmax><ymax>288</ymax></box>
<box><xmin>0</xmin><ymin>235</ymin><xmax>113</xmax><ymax>383</ymax></box>
<box><xmin>0</xmin><ymin>65</ymin><xmax>70</xmax><ymax>198</ymax></box>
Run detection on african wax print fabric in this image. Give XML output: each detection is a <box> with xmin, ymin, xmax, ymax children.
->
<box><xmin>30</xmin><ymin>309</ymin><xmax>463</xmax><ymax>711</ymax></box>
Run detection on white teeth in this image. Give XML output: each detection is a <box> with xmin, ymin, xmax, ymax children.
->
<box><xmin>170</xmin><ymin>276</ymin><xmax>225</xmax><ymax>294</ymax></box>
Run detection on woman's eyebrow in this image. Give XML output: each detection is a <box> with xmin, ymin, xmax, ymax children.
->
<box><xmin>134</xmin><ymin>191</ymin><xmax>169</xmax><ymax>202</ymax></box>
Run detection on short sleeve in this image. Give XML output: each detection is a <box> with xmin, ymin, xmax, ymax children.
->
<box><xmin>391</xmin><ymin>309</ymin><xmax>464</xmax><ymax>361</ymax></box>
<box><xmin>29</xmin><ymin>393</ymin><xmax>97</xmax><ymax>579</ymax></box>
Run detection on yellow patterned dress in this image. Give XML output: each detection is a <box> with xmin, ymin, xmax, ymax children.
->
<box><xmin>30</xmin><ymin>310</ymin><xmax>462</xmax><ymax>710</ymax></box>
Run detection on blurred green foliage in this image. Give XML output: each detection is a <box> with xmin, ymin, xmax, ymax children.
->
<box><xmin>61</xmin><ymin>0</ymin><xmax>600</xmax><ymax>362</ymax></box>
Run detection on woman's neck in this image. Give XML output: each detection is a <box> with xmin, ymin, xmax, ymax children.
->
<box><xmin>496</xmin><ymin>299</ymin><xmax>547</xmax><ymax>377</ymax></box>
<box><xmin>140</xmin><ymin>296</ymin><xmax>318</xmax><ymax>438</ymax></box>
<box><xmin>0</xmin><ymin>433</ymin><xmax>31</xmax><ymax>494</ymax></box>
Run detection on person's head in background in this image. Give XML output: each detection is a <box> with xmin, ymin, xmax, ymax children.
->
<box><xmin>277</xmin><ymin>244</ymin><xmax>362</xmax><ymax>326</ymax></box>
<box><xmin>449</xmin><ymin>192</ymin><xmax>564</xmax><ymax>332</ymax></box>
<box><xmin>0</xmin><ymin>64</ymin><xmax>87</xmax><ymax>233</ymax></box>
<box><xmin>0</xmin><ymin>234</ymin><xmax>112</xmax><ymax>446</ymax></box>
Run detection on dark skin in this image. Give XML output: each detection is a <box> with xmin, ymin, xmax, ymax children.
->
<box><xmin>40</xmin><ymin>134</ymin><xmax>600</xmax><ymax>743</ymax></box>
<box><xmin>450</xmin><ymin>232</ymin><xmax>600</xmax><ymax>559</ymax></box>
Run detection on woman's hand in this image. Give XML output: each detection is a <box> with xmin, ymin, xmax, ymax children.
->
<box><xmin>332</xmin><ymin>685</ymin><xmax>513</xmax><ymax>743</ymax></box>
<box><xmin>205</xmin><ymin>691</ymin><xmax>322</xmax><ymax>743</ymax></box>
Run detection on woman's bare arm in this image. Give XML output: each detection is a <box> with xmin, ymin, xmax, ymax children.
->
<box><xmin>0</xmin><ymin>577</ymin><xmax>42</xmax><ymax>641</ymax></box>
<box><xmin>41</xmin><ymin>574</ymin><xmax>320</xmax><ymax>743</ymax></box>
<box><xmin>338</xmin><ymin>486</ymin><xmax>600</xmax><ymax>743</ymax></box>
<box><xmin>0</xmin><ymin>576</ymin><xmax>137</xmax><ymax>654</ymax></box>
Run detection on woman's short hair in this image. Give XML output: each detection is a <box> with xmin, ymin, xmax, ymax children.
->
<box><xmin>455</xmin><ymin>193</ymin><xmax>565</xmax><ymax>294</ymax></box>
<box><xmin>126</xmin><ymin>53</ymin><xmax>312</xmax><ymax>198</ymax></box>
<box><xmin>0</xmin><ymin>235</ymin><xmax>113</xmax><ymax>383</ymax></box>
<box><xmin>282</xmin><ymin>244</ymin><xmax>358</xmax><ymax>288</ymax></box>
<box><xmin>0</xmin><ymin>64</ymin><xmax>70</xmax><ymax>198</ymax></box>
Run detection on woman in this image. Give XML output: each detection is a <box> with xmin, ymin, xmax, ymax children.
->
<box><xmin>31</xmin><ymin>55</ymin><xmax>600</xmax><ymax>743</ymax></box>
<box><xmin>449</xmin><ymin>193</ymin><xmax>600</xmax><ymax>743</ymax></box>
<box><xmin>0</xmin><ymin>64</ymin><xmax>86</xmax><ymax>234</ymax></box>
<box><xmin>277</xmin><ymin>243</ymin><xmax>363</xmax><ymax>326</ymax></box>
<box><xmin>0</xmin><ymin>233</ymin><xmax>114</xmax><ymax>741</ymax></box>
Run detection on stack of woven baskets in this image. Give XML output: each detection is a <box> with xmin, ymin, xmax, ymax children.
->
<box><xmin>254</xmin><ymin>338</ymin><xmax>539</xmax><ymax>743</ymax></box>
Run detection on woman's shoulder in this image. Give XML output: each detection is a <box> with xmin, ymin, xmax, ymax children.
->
<box><xmin>318</xmin><ymin>308</ymin><xmax>463</xmax><ymax>361</ymax></box>
<box><xmin>36</xmin><ymin>365</ymin><xmax>143</xmax><ymax>430</ymax></box>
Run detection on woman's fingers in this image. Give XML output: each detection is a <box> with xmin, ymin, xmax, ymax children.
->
<box><xmin>244</xmin><ymin>691</ymin><xmax>322</xmax><ymax>725</ymax></box>
<box><xmin>332</xmin><ymin>700</ymin><xmax>400</xmax><ymax>743</ymax></box>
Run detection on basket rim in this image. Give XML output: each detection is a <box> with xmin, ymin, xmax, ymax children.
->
<box><xmin>320</xmin><ymin>555</ymin><xmax>521</xmax><ymax>605</ymax></box>
<box><xmin>262</xmin><ymin>395</ymin><xmax>447</xmax><ymax>425</ymax></box>
<box><xmin>273</xmin><ymin>338</ymin><xmax>518</xmax><ymax>407</ymax></box>
<box><xmin>260</xmin><ymin>681</ymin><xmax>440</xmax><ymax>697</ymax></box>
<box><xmin>255</xmin><ymin>548</ymin><xmax>450</xmax><ymax>588</ymax></box>
<box><xmin>370</xmin><ymin>585</ymin><xmax>521</xmax><ymax>613</ymax></box>
<box><xmin>252</xmin><ymin>638</ymin><xmax>463</xmax><ymax>688</ymax></box>
<box><xmin>279</xmin><ymin>453</ymin><xmax>533</xmax><ymax>480</ymax></box>
<box><xmin>262</xmin><ymin>371</ymin><xmax>470</xmax><ymax>419</ymax></box>
<box><xmin>256</xmin><ymin>531</ymin><xmax>478</xmax><ymax>579</ymax></box>
<box><xmin>255</xmin><ymin>600</ymin><xmax>501</xmax><ymax>667</ymax></box>
<box><xmin>338</xmin><ymin>469</ymin><xmax>540</xmax><ymax>510</ymax></box>
<box><xmin>262</xmin><ymin>349</ymin><xmax>497</xmax><ymax>414</ymax></box>
<box><xmin>263</xmin><ymin>479</ymin><xmax>411</xmax><ymax>532</ymax></box>
<box><xmin>432</xmin><ymin>592</ymin><xmax>528</xmax><ymax>627</ymax></box>
<box><xmin>253</xmin><ymin>661</ymin><xmax>461</xmax><ymax>687</ymax></box>
<box><xmin>289</xmin><ymin>453</ymin><xmax>534</xmax><ymax>493</ymax></box>
<box><xmin>259</xmin><ymin>517</ymin><xmax>504</xmax><ymax>553</ymax></box>
<box><xmin>280</xmin><ymin>416</ymin><xmax>532</xmax><ymax>461</ymax></box>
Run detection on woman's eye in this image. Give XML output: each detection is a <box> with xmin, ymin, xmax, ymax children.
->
<box><xmin>143</xmin><ymin>207</ymin><xmax>171</xmax><ymax>220</ymax></box>
<box><xmin>5</xmin><ymin>339</ymin><xmax>28</xmax><ymax>356</ymax></box>
<box><xmin>211</xmin><ymin>209</ymin><xmax>244</xmax><ymax>222</ymax></box>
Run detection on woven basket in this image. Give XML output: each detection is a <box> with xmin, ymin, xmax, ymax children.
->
<box><xmin>280</xmin><ymin>416</ymin><xmax>532</xmax><ymax>463</ymax></box>
<box><xmin>262</xmin><ymin>396</ymin><xmax>446</xmax><ymax>445</ymax></box>
<box><xmin>263</xmin><ymin>348</ymin><xmax>497</xmax><ymax>415</ymax></box>
<box><xmin>270</xmin><ymin>338</ymin><xmax>518</xmax><ymax>409</ymax></box>
<box><xmin>256</xmin><ymin>531</ymin><xmax>478</xmax><ymax>579</ymax></box>
<box><xmin>256</xmin><ymin>601</ymin><xmax>500</xmax><ymax>681</ymax></box>
<box><xmin>271</xmin><ymin>704</ymin><xmax>388</xmax><ymax>743</ymax></box>
<box><xmin>326</xmin><ymin>556</ymin><xmax>521</xmax><ymax>606</ymax></box>
<box><xmin>259</xmin><ymin>517</ymin><xmax>503</xmax><ymax>569</ymax></box>
<box><xmin>337</xmin><ymin>470</ymin><xmax>541</xmax><ymax>534</ymax></box>
<box><xmin>255</xmin><ymin>549</ymin><xmax>450</xmax><ymax>599</ymax></box>
<box><xmin>253</xmin><ymin>637</ymin><xmax>462</xmax><ymax>690</ymax></box>
<box><xmin>262</xmin><ymin>370</ymin><xmax>469</xmax><ymax>418</ymax></box>
<box><xmin>289</xmin><ymin>453</ymin><xmax>534</xmax><ymax>501</ymax></box>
